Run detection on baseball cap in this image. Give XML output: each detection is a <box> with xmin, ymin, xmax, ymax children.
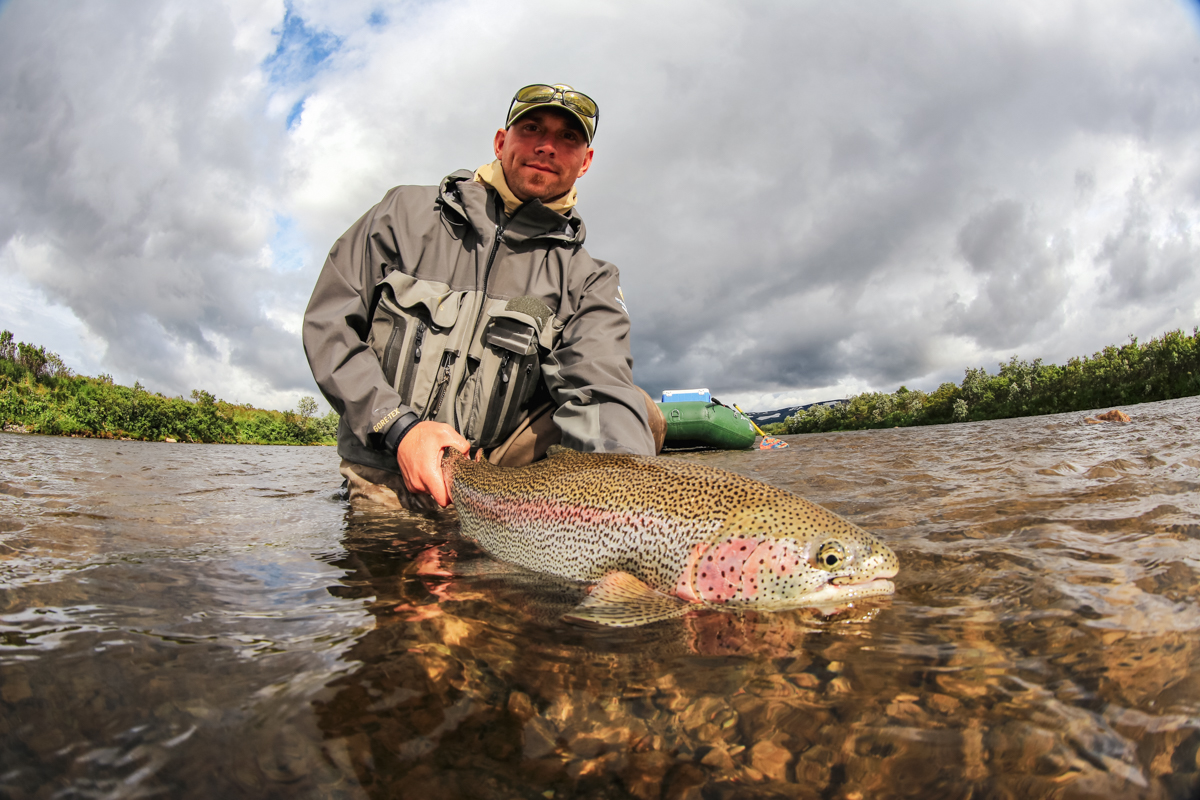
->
<box><xmin>505</xmin><ymin>83</ymin><xmax>599</xmax><ymax>144</ymax></box>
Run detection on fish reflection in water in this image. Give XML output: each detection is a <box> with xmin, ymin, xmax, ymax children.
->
<box><xmin>398</xmin><ymin>536</ymin><xmax>883</xmax><ymax>655</ymax></box>
<box><xmin>1</xmin><ymin>397</ymin><xmax>1199</xmax><ymax>799</ymax></box>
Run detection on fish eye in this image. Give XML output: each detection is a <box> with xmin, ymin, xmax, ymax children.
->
<box><xmin>816</xmin><ymin>541</ymin><xmax>847</xmax><ymax>571</ymax></box>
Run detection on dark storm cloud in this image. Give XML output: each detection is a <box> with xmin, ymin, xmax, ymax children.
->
<box><xmin>569</xmin><ymin>1</ymin><xmax>1200</xmax><ymax>402</ymax></box>
<box><xmin>1099</xmin><ymin>182</ymin><xmax>1198</xmax><ymax>307</ymax></box>
<box><xmin>230</xmin><ymin>319</ymin><xmax>318</xmax><ymax>390</ymax></box>
<box><xmin>945</xmin><ymin>200</ymin><xmax>1072</xmax><ymax>349</ymax></box>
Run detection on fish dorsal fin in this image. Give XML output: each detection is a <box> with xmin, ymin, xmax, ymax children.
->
<box><xmin>563</xmin><ymin>571</ymin><xmax>691</xmax><ymax>628</ymax></box>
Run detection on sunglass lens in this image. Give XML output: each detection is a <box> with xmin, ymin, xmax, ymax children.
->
<box><xmin>516</xmin><ymin>85</ymin><xmax>556</xmax><ymax>103</ymax></box>
<box><xmin>563</xmin><ymin>93</ymin><xmax>598</xmax><ymax>118</ymax></box>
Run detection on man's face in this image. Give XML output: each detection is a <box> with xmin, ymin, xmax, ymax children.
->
<box><xmin>493</xmin><ymin>108</ymin><xmax>594</xmax><ymax>203</ymax></box>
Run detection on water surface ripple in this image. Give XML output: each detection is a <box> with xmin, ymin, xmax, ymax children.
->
<box><xmin>2</xmin><ymin>397</ymin><xmax>1199</xmax><ymax>799</ymax></box>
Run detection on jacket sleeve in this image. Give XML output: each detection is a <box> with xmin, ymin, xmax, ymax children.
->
<box><xmin>302</xmin><ymin>191</ymin><xmax>413</xmax><ymax>449</ymax></box>
<box><xmin>542</xmin><ymin>255</ymin><xmax>656</xmax><ymax>455</ymax></box>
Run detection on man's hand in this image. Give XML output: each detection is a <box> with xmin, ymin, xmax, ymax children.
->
<box><xmin>396</xmin><ymin>421</ymin><xmax>470</xmax><ymax>507</ymax></box>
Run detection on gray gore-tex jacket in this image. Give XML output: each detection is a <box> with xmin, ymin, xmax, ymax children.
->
<box><xmin>303</xmin><ymin>169</ymin><xmax>656</xmax><ymax>474</ymax></box>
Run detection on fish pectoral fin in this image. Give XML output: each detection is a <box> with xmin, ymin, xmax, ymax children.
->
<box><xmin>563</xmin><ymin>572</ymin><xmax>691</xmax><ymax>628</ymax></box>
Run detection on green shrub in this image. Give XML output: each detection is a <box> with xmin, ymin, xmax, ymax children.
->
<box><xmin>785</xmin><ymin>328</ymin><xmax>1200</xmax><ymax>435</ymax></box>
<box><xmin>0</xmin><ymin>330</ymin><xmax>338</xmax><ymax>446</ymax></box>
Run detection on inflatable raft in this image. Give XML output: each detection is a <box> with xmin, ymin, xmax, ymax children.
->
<box><xmin>657</xmin><ymin>389</ymin><xmax>757</xmax><ymax>450</ymax></box>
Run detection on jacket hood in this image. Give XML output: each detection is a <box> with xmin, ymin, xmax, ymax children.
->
<box><xmin>438</xmin><ymin>169</ymin><xmax>586</xmax><ymax>247</ymax></box>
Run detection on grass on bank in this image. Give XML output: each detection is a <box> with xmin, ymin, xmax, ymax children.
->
<box><xmin>767</xmin><ymin>327</ymin><xmax>1200</xmax><ymax>436</ymax></box>
<box><xmin>0</xmin><ymin>331</ymin><xmax>337</xmax><ymax>445</ymax></box>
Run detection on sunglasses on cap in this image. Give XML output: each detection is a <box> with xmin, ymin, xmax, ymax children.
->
<box><xmin>506</xmin><ymin>84</ymin><xmax>599</xmax><ymax>142</ymax></box>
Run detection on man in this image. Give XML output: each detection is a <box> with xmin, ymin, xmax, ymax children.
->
<box><xmin>303</xmin><ymin>83</ymin><xmax>665</xmax><ymax>511</ymax></box>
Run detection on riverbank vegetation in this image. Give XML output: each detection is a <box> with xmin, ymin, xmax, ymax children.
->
<box><xmin>773</xmin><ymin>327</ymin><xmax>1200</xmax><ymax>435</ymax></box>
<box><xmin>0</xmin><ymin>331</ymin><xmax>337</xmax><ymax>445</ymax></box>
<box><xmin>8</xmin><ymin>326</ymin><xmax>1199</xmax><ymax>444</ymax></box>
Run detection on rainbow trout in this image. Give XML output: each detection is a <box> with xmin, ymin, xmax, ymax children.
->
<box><xmin>442</xmin><ymin>446</ymin><xmax>899</xmax><ymax>627</ymax></box>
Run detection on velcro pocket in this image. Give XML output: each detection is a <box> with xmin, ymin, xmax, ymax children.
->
<box><xmin>457</xmin><ymin>301</ymin><xmax>555</xmax><ymax>449</ymax></box>
<box><xmin>368</xmin><ymin>272</ymin><xmax>468</xmax><ymax>418</ymax></box>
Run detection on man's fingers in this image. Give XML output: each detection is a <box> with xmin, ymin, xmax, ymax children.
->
<box><xmin>396</xmin><ymin>421</ymin><xmax>470</xmax><ymax>506</ymax></box>
<box><xmin>427</xmin><ymin>470</ymin><xmax>451</xmax><ymax>507</ymax></box>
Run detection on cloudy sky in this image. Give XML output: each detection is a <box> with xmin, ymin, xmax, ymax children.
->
<box><xmin>2</xmin><ymin>0</ymin><xmax>1199</xmax><ymax>413</ymax></box>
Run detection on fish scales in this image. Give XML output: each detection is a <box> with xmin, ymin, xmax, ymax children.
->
<box><xmin>450</xmin><ymin>458</ymin><xmax>725</xmax><ymax>590</ymax></box>
<box><xmin>449</xmin><ymin>450</ymin><xmax>781</xmax><ymax>581</ymax></box>
<box><xmin>442</xmin><ymin>446</ymin><xmax>899</xmax><ymax>626</ymax></box>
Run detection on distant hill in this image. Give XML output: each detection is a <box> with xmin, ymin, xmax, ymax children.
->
<box><xmin>742</xmin><ymin>400</ymin><xmax>847</xmax><ymax>426</ymax></box>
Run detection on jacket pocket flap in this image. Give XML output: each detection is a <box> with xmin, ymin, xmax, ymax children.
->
<box><xmin>380</xmin><ymin>272</ymin><xmax>465</xmax><ymax>328</ymax></box>
<box><xmin>485</xmin><ymin>314</ymin><xmax>538</xmax><ymax>355</ymax></box>
<box><xmin>486</xmin><ymin>308</ymin><xmax>564</xmax><ymax>351</ymax></box>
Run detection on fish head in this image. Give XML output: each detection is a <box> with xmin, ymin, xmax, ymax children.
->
<box><xmin>678</xmin><ymin>500</ymin><xmax>899</xmax><ymax>609</ymax></box>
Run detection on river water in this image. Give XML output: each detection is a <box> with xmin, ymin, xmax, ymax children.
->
<box><xmin>1</xmin><ymin>397</ymin><xmax>1198</xmax><ymax>799</ymax></box>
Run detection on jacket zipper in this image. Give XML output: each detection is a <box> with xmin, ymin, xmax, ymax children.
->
<box><xmin>426</xmin><ymin>351</ymin><xmax>457</xmax><ymax>419</ymax></box>
<box><xmin>431</xmin><ymin>196</ymin><xmax>524</xmax><ymax>425</ymax></box>
<box><xmin>466</xmin><ymin>195</ymin><xmax>520</xmax><ymax>364</ymax></box>
<box><xmin>397</xmin><ymin>321</ymin><xmax>425</xmax><ymax>400</ymax></box>
<box><xmin>479</xmin><ymin>353</ymin><xmax>513</xmax><ymax>445</ymax></box>
<box><xmin>381</xmin><ymin>313</ymin><xmax>407</xmax><ymax>388</ymax></box>
<box><xmin>451</xmin><ymin>195</ymin><xmax>519</xmax><ymax>430</ymax></box>
<box><xmin>502</xmin><ymin>360</ymin><xmax>537</xmax><ymax>434</ymax></box>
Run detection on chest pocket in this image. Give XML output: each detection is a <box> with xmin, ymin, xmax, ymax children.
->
<box><xmin>457</xmin><ymin>296</ymin><xmax>564</xmax><ymax>449</ymax></box>
<box><xmin>368</xmin><ymin>272</ymin><xmax>470</xmax><ymax>420</ymax></box>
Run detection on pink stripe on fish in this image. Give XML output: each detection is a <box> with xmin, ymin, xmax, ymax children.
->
<box><xmin>458</xmin><ymin>484</ymin><xmax>659</xmax><ymax>531</ymax></box>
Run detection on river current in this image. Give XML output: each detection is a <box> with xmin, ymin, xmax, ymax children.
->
<box><xmin>1</xmin><ymin>397</ymin><xmax>1198</xmax><ymax>799</ymax></box>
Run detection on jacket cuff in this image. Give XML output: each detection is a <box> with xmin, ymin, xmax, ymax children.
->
<box><xmin>378</xmin><ymin>411</ymin><xmax>421</xmax><ymax>455</ymax></box>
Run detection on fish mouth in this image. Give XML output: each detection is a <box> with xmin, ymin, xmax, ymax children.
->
<box><xmin>831</xmin><ymin>574</ymin><xmax>896</xmax><ymax>587</ymax></box>
<box><xmin>804</xmin><ymin>578</ymin><xmax>896</xmax><ymax>605</ymax></box>
<box><xmin>744</xmin><ymin>578</ymin><xmax>895</xmax><ymax>613</ymax></box>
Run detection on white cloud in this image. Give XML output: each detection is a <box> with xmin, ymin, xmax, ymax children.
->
<box><xmin>2</xmin><ymin>0</ymin><xmax>1200</xmax><ymax>413</ymax></box>
<box><xmin>0</xmin><ymin>240</ymin><xmax>108</xmax><ymax>378</ymax></box>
